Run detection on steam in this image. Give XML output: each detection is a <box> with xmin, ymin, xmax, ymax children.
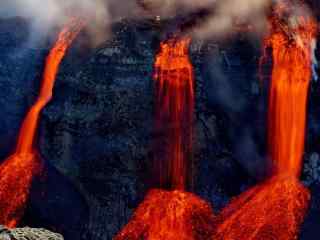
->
<box><xmin>271</xmin><ymin>0</ymin><xmax>318</xmax><ymax>81</ymax></box>
<box><xmin>0</xmin><ymin>1</ymin><xmax>270</xmax><ymax>31</ymax></box>
<box><xmin>193</xmin><ymin>0</ymin><xmax>271</xmax><ymax>39</ymax></box>
<box><xmin>1</xmin><ymin>0</ymin><xmax>317</xmax><ymax>42</ymax></box>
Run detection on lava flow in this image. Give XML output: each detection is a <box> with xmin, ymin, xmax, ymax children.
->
<box><xmin>115</xmin><ymin>38</ymin><xmax>216</xmax><ymax>239</ymax></box>
<box><xmin>267</xmin><ymin>5</ymin><xmax>316</xmax><ymax>178</ymax></box>
<box><xmin>0</xmin><ymin>18</ymin><xmax>84</xmax><ymax>228</ymax></box>
<box><xmin>213</xmin><ymin>3</ymin><xmax>317</xmax><ymax>240</ymax></box>
<box><xmin>153</xmin><ymin>37</ymin><xmax>195</xmax><ymax>190</ymax></box>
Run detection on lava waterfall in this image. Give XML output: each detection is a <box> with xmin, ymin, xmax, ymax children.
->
<box><xmin>115</xmin><ymin>37</ymin><xmax>216</xmax><ymax>240</ymax></box>
<box><xmin>213</xmin><ymin>3</ymin><xmax>317</xmax><ymax>240</ymax></box>
<box><xmin>0</xmin><ymin>18</ymin><xmax>84</xmax><ymax>228</ymax></box>
<box><xmin>153</xmin><ymin>37</ymin><xmax>195</xmax><ymax>190</ymax></box>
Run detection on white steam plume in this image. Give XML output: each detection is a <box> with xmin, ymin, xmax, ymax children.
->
<box><xmin>0</xmin><ymin>0</ymin><xmax>317</xmax><ymax>42</ymax></box>
<box><xmin>192</xmin><ymin>0</ymin><xmax>271</xmax><ymax>38</ymax></box>
<box><xmin>0</xmin><ymin>0</ymin><xmax>270</xmax><ymax>39</ymax></box>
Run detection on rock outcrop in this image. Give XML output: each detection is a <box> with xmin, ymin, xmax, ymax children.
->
<box><xmin>0</xmin><ymin>226</ymin><xmax>63</xmax><ymax>240</ymax></box>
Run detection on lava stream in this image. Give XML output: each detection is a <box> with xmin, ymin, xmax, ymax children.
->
<box><xmin>0</xmin><ymin>18</ymin><xmax>84</xmax><ymax>228</ymax></box>
<box><xmin>267</xmin><ymin>13</ymin><xmax>316</xmax><ymax>178</ymax></box>
<box><xmin>213</xmin><ymin>3</ymin><xmax>317</xmax><ymax>240</ymax></box>
<box><xmin>153</xmin><ymin>37</ymin><xmax>194</xmax><ymax>190</ymax></box>
<box><xmin>115</xmin><ymin>38</ymin><xmax>214</xmax><ymax>239</ymax></box>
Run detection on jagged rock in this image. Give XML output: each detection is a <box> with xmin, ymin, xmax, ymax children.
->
<box><xmin>0</xmin><ymin>226</ymin><xmax>63</xmax><ymax>240</ymax></box>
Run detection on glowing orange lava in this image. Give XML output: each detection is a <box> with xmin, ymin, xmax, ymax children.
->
<box><xmin>267</xmin><ymin>14</ymin><xmax>316</xmax><ymax>178</ymax></box>
<box><xmin>0</xmin><ymin>18</ymin><xmax>84</xmax><ymax>228</ymax></box>
<box><xmin>115</xmin><ymin>38</ymin><xmax>213</xmax><ymax>240</ymax></box>
<box><xmin>213</xmin><ymin>3</ymin><xmax>317</xmax><ymax>239</ymax></box>
<box><xmin>114</xmin><ymin>189</ymin><xmax>215</xmax><ymax>240</ymax></box>
<box><xmin>153</xmin><ymin>37</ymin><xmax>194</xmax><ymax>190</ymax></box>
<box><xmin>213</xmin><ymin>176</ymin><xmax>310</xmax><ymax>240</ymax></box>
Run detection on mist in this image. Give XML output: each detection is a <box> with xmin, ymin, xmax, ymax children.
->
<box><xmin>0</xmin><ymin>0</ymin><xmax>270</xmax><ymax>35</ymax></box>
<box><xmin>1</xmin><ymin>0</ymin><xmax>315</xmax><ymax>43</ymax></box>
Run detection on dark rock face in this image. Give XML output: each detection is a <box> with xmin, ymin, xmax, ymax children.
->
<box><xmin>0</xmin><ymin>17</ymin><xmax>45</xmax><ymax>160</ymax></box>
<box><xmin>0</xmin><ymin>17</ymin><xmax>30</xmax><ymax>54</ymax></box>
<box><xmin>40</xmin><ymin>21</ymin><xmax>158</xmax><ymax>239</ymax></box>
<box><xmin>22</xmin><ymin>163</ymin><xmax>89</xmax><ymax>240</ymax></box>
<box><xmin>0</xmin><ymin>16</ymin><xmax>320</xmax><ymax>240</ymax></box>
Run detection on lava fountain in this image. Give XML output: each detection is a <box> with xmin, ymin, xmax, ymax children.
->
<box><xmin>115</xmin><ymin>38</ymin><xmax>215</xmax><ymax>239</ymax></box>
<box><xmin>153</xmin><ymin>37</ymin><xmax>195</xmax><ymax>190</ymax></box>
<box><xmin>213</xmin><ymin>2</ymin><xmax>317</xmax><ymax>240</ymax></box>
<box><xmin>0</xmin><ymin>18</ymin><xmax>84</xmax><ymax>228</ymax></box>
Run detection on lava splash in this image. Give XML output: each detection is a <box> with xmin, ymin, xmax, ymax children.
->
<box><xmin>213</xmin><ymin>2</ymin><xmax>316</xmax><ymax>239</ymax></box>
<box><xmin>114</xmin><ymin>189</ymin><xmax>215</xmax><ymax>240</ymax></box>
<box><xmin>153</xmin><ymin>37</ymin><xmax>194</xmax><ymax>190</ymax></box>
<box><xmin>0</xmin><ymin>18</ymin><xmax>84</xmax><ymax>228</ymax></box>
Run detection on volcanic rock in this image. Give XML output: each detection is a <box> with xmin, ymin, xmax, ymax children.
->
<box><xmin>0</xmin><ymin>226</ymin><xmax>63</xmax><ymax>240</ymax></box>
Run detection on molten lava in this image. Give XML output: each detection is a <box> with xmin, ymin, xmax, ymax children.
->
<box><xmin>115</xmin><ymin>38</ymin><xmax>214</xmax><ymax>240</ymax></box>
<box><xmin>213</xmin><ymin>3</ymin><xmax>317</xmax><ymax>240</ymax></box>
<box><xmin>153</xmin><ymin>37</ymin><xmax>194</xmax><ymax>190</ymax></box>
<box><xmin>267</xmin><ymin>14</ymin><xmax>316</xmax><ymax>178</ymax></box>
<box><xmin>114</xmin><ymin>189</ymin><xmax>215</xmax><ymax>240</ymax></box>
<box><xmin>0</xmin><ymin>18</ymin><xmax>84</xmax><ymax>228</ymax></box>
<box><xmin>213</xmin><ymin>176</ymin><xmax>310</xmax><ymax>240</ymax></box>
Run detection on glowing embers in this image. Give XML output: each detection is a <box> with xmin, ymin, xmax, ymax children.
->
<box><xmin>213</xmin><ymin>177</ymin><xmax>310</xmax><ymax>240</ymax></box>
<box><xmin>0</xmin><ymin>18</ymin><xmax>84</xmax><ymax>227</ymax></box>
<box><xmin>115</xmin><ymin>189</ymin><xmax>215</xmax><ymax>240</ymax></box>
<box><xmin>153</xmin><ymin>38</ymin><xmax>194</xmax><ymax>190</ymax></box>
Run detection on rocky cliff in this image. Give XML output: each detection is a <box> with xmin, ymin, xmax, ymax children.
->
<box><xmin>0</xmin><ymin>17</ymin><xmax>319</xmax><ymax>240</ymax></box>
